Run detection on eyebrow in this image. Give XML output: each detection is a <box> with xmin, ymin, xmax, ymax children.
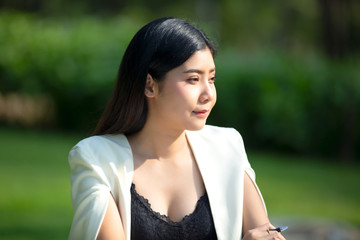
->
<box><xmin>183</xmin><ymin>68</ymin><xmax>216</xmax><ymax>74</ymax></box>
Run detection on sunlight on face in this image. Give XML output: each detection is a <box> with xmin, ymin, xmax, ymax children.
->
<box><xmin>148</xmin><ymin>48</ymin><xmax>217</xmax><ymax>132</ymax></box>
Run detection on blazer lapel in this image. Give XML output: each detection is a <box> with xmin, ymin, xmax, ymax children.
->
<box><xmin>186</xmin><ymin>127</ymin><xmax>245</xmax><ymax>240</ymax></box>
<box><xmin>186</xmin><ymin>130</ymin><xmax>230</xmax><ymax>239</ymax></box>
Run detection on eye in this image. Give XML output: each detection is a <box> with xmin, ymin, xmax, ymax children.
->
<box><xmin>209</xmin><ymin>76</ymin><xmax>216</xmax><ymax>83</ymax></box>
<box><xmin>187</xmin><ymin>77</ymin><xmax>199</xmax><ymax>83</ymax></box>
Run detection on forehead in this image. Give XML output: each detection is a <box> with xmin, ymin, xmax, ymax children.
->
<box><xmin>179</xmin><ymin>48</ymin><xmax>215</xmax><ymax>71</ymax></box>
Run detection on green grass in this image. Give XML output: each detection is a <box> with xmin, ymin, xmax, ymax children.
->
<box><xmin>0</xmin><ymin>127</ymin><xmax>84</xmax><ymax>240</ymax></box>
<box><xmin>0</xmin><ymin>127</ymin><xmax>359</xmax><ymax>239</ymax></box>
<box><xmin>249</xmin><ymin>151</ymin><xmax>360</xmax><ymax>226</ymax></box>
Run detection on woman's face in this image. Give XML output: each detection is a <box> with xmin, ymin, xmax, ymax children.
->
<box><xmin>147</xmin><ymin>47</ymin><xmax>216</xmax><ymax>132</ymax></box>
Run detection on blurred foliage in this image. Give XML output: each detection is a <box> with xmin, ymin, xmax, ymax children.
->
<box><xmin>211</xmin><ymin>50</ymin><xmax>360</xmax><ymax>160</ymax></box>
<box><xmin>2</xmin><ymin>0</ymin><xmax>360</xmax><ymax>57</ymax></box>
<box><xmin>0</xmin><ymin>12</ymin><xmax>143</xmax><ymax>132</ymax></box>
<box><xmin>0</xmin><ymin>8</ymin><xmax>359</xmax><ymax>161</ymax></box>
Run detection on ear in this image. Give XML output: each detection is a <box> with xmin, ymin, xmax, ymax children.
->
<box><xmin>145</xmin><ymin>74</ymin><xmax>158</xmax><ymax>98</ymax></box>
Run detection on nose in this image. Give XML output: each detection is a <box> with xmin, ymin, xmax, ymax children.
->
<box><xmin>199</xmin><ymin>80</ymin><xmax>216</xmax><ymax>104</ymax></box>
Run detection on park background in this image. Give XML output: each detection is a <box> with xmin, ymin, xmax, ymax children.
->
<box><xmin>0</xmin><ymin>0</ymin><xmax>359</xmax><ymax>239</ymax></box>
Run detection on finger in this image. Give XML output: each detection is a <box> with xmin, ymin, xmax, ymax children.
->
<box><xmin>277</xmin><ymin>233</ymin><xmax>287</xmax><ymax>240</ymax></box>
<box><xmin>259</xmin><ymin>222</ymin><xmax>275</xmax><ymax>231</ymax></box>
<box><xmin>243</xmin><ymin>225</ymin><xmax>276</xmax><ymax>240</ymax></box>
<box><xmin>261</xmin><ymin>223</ymin><xmax>280</xmax><ymax>239</ymax></box>
<box><xmin>264</xmin><ymin>231</ymin><xmax>283</xmax><ymax>240</ymax></box>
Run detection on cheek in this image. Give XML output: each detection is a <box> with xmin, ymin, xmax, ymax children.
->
<box><xmin>159</xmin><ymin>84</ymin><xmax>192</xmax><ymax>109</ymax></box>
<box><xmin>169</xmin><ymin>84</ymin><xmax>196</xmax><ymax>102</ymax></box>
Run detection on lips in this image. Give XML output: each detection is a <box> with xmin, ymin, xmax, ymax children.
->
<box><xmin>193</xmin><ymin>110</ymin><xmax>208</xmax><ymax>114</ymax></box>
<box><xmin>192</xmin><ymin>109</ymin><xmax>209</xmax><ymax>118</ymax></box>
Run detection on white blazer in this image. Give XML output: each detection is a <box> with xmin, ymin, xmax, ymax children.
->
<box><xmin>68</xmin><ymin>125</ymin><xmax>266</xmax><ymax>240</ymax></box>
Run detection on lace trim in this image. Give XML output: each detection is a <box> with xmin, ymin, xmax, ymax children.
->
<box><xmin>131</xmin><ymin>183</ymin><xmax>207</xmax><ymax>225</ymax></box>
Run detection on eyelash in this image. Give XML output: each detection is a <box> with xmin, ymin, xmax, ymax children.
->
<box><xmin>187</xmin><ymin>78</ymin><xmax>199</xmax><ymax>82</ymax></box>
<box><xmin>187</xmin><ymin>77</ymin><xmax>216</xmax><ymax>83</ymax></box>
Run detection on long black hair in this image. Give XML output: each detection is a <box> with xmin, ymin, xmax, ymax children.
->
<box><xmin>93</xmin><ymin>17</ymin><xmax>216</xmax><ymax>135</ymax></box>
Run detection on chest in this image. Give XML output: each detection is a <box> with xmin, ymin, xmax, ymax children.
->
<box><xmin>131</xmin><ymin>153</ymin><xmax>205</xmax><ymax>222</ymax></box>
<box><xmin>130</xmin><ymin>182</ymin><xmax>217</xmax><ymax>240</ymax></box>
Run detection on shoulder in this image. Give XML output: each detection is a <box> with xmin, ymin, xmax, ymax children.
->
<box><xmin>200</xmin><ymin>125</ymin><xmax>242</xmax><ymax>137</ymax></box>
<box><xmin>69</xmin><ymin>134</ymin><xmax>132</xmax><ymax>167</ymax></box>
<box><xmin>72</xmin><ymin>134</ymin><xmax>129</xmax><ymax>152</ymax></box>
<box><xmin>186</xmin><ymin>125</ymin><xmax>251</xmax><ymax>176</ymax></box>
<box><xmin>187</xmin><ymin>125</ymin><xmax>244</xmax><ymax>144</ymax></box>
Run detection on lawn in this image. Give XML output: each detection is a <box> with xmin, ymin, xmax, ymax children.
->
<box><xmin>249</xmin><ymin>151</ymin><xmax>360</xmax><ymax>227</ymax></box>
<box><xmin>0</xmin><ymin>127</ymin><xmax>359</xmax><ymax>239</ymax></box>
<box><xmin>0</xmin><ymin>127</ymin><xmax>84</xmax><ymax>240</ymax></box>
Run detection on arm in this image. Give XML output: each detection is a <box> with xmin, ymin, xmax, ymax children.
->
<box><xmin>242</xmin><ymin>172</ymin><xmax>286</xmax><ymax>240</ymax></box>
<box><xmin>242</xmin><ymin>171</ymin><xmax>268</xmax><ymax>232</ymax></box>
<box><xmin>97</xmin><ymin>193</ymin><xmax>125</xmax><ymax>240</ymax></box>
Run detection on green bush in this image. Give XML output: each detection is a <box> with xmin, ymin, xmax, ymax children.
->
<box><xmin>0</xmin><ymin>12</ymin><xmax>359</xmax><ymax>160</ymax></box>
<box><xmin>0</xmin><ymin>12</ymin><xmax>141</xmax><ymax>131</ymax></box>
<box><xmin>211</xmin><ymin>50</ymin><xmax>360</xmax><ymax>159</ymax></box>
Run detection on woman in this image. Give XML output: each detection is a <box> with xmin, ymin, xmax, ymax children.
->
<box><xmin>68</xmin><ymin>17</ymin><xmax>286</xmax><ymax>240</ymax></box>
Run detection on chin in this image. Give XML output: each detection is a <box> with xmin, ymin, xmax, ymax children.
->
<box><xmin>186</xmin><ymin>122</ymin><xmax>207</xmax><ymax>131</ymax></box>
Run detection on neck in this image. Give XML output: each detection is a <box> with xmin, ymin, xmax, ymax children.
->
<box><xmin>127</xmin><ymin>122</ymin><xmax>188</xmax><ymax>161</ymax></box>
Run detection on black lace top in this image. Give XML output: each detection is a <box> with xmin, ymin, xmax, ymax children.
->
<box><xmin>130</xmin><ymin>183</ymin><xmax>217</xmax><ymax>240</ymax></box>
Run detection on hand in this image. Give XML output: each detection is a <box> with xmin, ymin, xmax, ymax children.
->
<box><xmin>242</xmin><ymin>223</ymin><xmax>286</xmax><ymax>240</ymax></box>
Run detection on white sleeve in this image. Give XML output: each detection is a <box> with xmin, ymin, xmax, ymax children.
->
<box><xmin>68</xmin><ymin>145</ymin><xmax>111</xmax><ymax>240</ymax></box>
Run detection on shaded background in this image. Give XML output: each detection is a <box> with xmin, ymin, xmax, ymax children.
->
<box><xmin>0</xmin><ymin>0</ymin><xmax>359</xmax><ymax>239</ymax></box>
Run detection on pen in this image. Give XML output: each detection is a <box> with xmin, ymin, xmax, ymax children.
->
<box><xmin>269</xmin><ymin>226</ymin><xmax>288</xmax><ymax>232</ymax></box>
